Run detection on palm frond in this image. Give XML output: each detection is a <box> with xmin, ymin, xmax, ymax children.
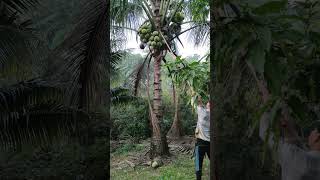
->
<box><xmin>111</xmin><ymin>87</ymin><xmax>136</xmax><ymax>104</ymax></box>
<box><xmin>130</xmin><ymin>53</ymin><xmax>151</xmax><ymax>96</ymax></box>
<box><xmin>0</xmin><ymin>0</ymin><xmax>45</xmax><ymax>80</ymax></box>
<box><xmin>111</xmin><ymin>50</ymin><xmax>127</xmax><ymax>72</ymax></box>
<box><xmin>111</xmin><ymin>26</ymin><xmax>128</xmax><ymax>47</ymax></box>
<box><xmin>1</xmin><ymin>0</ymin><xmax>39</xmax><ymax>14</ymax></box>
<box><xmin>0</xmin><ymin>78</ymin><xmax>90</xmax><ymax>150</ymax></box>
<box><xmin>111</xmin><ymin>0</ymin><xmax>143</xmax><ymax>29</ymax></box>
<box><xmin>55</xmin><ymin>0</ymin><xmax>108</xmax><ymax>110</ymax></box>
<box><xmin>186</xmin><ymin>22</ymin><xmax>210</xmax><ymax>47</ymax></box>
<box><xmin>0</xmin><ymin>27</ymin><xmax>44</xmax><ymax>79</ymax></box>
<box><xmin>184</xmin><ymin>0</ymin><xmax>209</xmax><ymax>22</ymax></box>
<box><xmin>0</xmin><ymin>79</ymin><xmax>63</xmax><ymax>117</ymax></box>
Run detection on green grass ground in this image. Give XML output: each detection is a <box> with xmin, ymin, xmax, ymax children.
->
<box><xmin>111</xmin><ymin>143</ymin><xmax>209</xmax><ymax>180</ymax></box>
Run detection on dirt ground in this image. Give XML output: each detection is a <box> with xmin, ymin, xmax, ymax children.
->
<box><xmin>111</xmin><ymin>136</ymin><xmax>196</xmax><ymax>170</ymax></box>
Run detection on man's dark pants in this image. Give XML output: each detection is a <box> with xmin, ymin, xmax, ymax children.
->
<box><xmin>194</xmin><ymin>138</ymin><xmax>210</xmax><ymax>180</ymax></box>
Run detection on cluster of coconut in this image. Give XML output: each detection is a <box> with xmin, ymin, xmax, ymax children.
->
<box><xmin>138</xmin><ymin>10</ymin><xmax>185</xmax><ymax>51</ymax></box>
<box><xmin>138</xmin><ymin>23</ymin><xmax>167</xmax><ymax>51</ymax></box>
<box><xmin>172</xmin><ymin>12</ymin><xmax>184</xmax><ymax>24</ymax></box>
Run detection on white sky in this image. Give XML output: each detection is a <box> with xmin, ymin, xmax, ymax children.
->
<box><xmin>124</xmin><ymin>24</ymin><xmax>209</xmax><ymax>58</ymax></box>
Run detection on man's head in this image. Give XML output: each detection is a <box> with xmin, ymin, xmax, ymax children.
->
<box><xmin>308</xmin><ymin>129</ymin><xmax>320</xmax><ymax>151</ymax></box>
<box><xmin>280</xmin><ymin>104</ymin><xmax>320</xmax><ymax>151</ymax></box>
<box><xmin>206</xmin><ymin>102</ymin><xmax>210</xmax><ymax>111</ymax></box>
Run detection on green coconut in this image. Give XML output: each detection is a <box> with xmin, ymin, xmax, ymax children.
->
<box><xmin>152</xmin><ymin>31</ymin><xmax>159</xmax><ymax>36</ymax></box>
<box><xmin>154</xmin><ymin>36</ymin><xmax>160</xmax><ymax>41</ymax></box>
<box><xmin>145</xmin><ymin>34</ymin><xmax>150</xmax><ymax>39</ymax></box>
<box><xmin>141</xmin><ymin>29</ymin><xmax>147</xmax><ymax>34</ymax></box>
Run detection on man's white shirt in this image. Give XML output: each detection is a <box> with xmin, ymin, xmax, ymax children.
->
<box><xmin>195</xmin><ymin>105</ymin><xmax>210</xmax><ymax>142</ymax></box>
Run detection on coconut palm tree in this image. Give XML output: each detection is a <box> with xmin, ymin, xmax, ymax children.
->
<box><xmin>111</xmin><ymin>0</ymin><xmax>210</xmax><ymax>158</ymax></box>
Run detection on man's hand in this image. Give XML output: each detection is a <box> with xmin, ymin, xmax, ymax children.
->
<box><xmin>280</xmin><ymin>113</ymin><xmax>300</xmax><ymax>144</ymax></box>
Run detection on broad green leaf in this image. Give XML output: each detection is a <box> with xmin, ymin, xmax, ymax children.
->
<box><xmin>247</xmin><ymin>96</ymin><xmax>278</xmax><ymax>137</ymax></box>
<box><xmin>264</xmin><ymin>54</ymin><xmax>287</xmax><ymax>96</ymax></box>
<box><xmin>256</xmin><ymin>26</ymin><xmax>272</xmax><ymax>51</ymax></box>
<box><xmin>248</xmin><ymin>42</ymin><xmax>266</xmax><ymax>74</ymax></box>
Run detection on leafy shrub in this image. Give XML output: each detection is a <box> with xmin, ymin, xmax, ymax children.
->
<box><xmin>111</xmin><ymin>100</ymin><xmax>150</xmax><ymax>142</ymax></box>
<box><xmin>111</xmin><ymin>95</ymin><xmax>196</xmax><ymax>141</ymax></box>
<box><xmin>0</xmin><ymin>139</ymin><xmax>108</xmax><ymax>180</ymax></box>
<box><xmin>162</xmin><ymin>97</ymin><xmax>197</xmax><ymax>135</ymax></box>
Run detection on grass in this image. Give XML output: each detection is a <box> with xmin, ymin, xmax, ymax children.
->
<box><xmin>111</xmin><ymin>143</ymin><xmax>210</xmax><ymax>180</ymax></box>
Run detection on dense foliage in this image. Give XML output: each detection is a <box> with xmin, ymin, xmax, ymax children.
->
<box><xmin>211</xmin><ymin>0</ymin><xmax>320</xmax><ymax>179</ymax></box>
<box><xmin>0</xmin><ymin>0</ymin><xmax>110</xmax><ymax>179</ymax></box>
<box><xmin>165</xmin><ymin>56</ymin><xmax>210</xmax><ymax>107</ymax></box>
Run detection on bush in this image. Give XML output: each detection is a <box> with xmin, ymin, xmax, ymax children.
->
<box><xmin>162</xmin><ymin>96</ymin><xmax>197</xmax><ymax>136</ymax></box>
<box><xmin>180</xmin><ymin>104</ymin><xmax>197</xmax><ymax>135</ymax></box>
<box><xmin>111</xmin><ymin>100</ymin><xmax>150</xmax><ymax>142</ymax></box>
<box><xmin>111</xmin><ymin>96</ymin><xmax>196</xmax><ymax>141</ymax></box>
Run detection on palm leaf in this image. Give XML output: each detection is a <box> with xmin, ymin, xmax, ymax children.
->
<box><xmin>130</xmin><ymin>53</ymin><xmax>151</xmax><ymax>96</ymax></box>
<box><xmin>138</xmin><ymin>0</ymin><xmax>156</xmax><ymax>28</ymax></box>
<box><xmin>186</xmin><ymin>22</ymin><xmax>210</xmax><ymax>46</ymax></box>
<box><xmin>111</xmin><ymin>87</ymin><xmax>136</xmax><ymax>104</ymax></box>
<box><xmin>0</xmin><ymin>1</ymin><xmax>45</xmax><ymax>80</ymax></box>
<box><xmin>0</xmin><ymin>78</ymin><xmax>89</xmax><ymax>150</ymax></box>
<box><xmin>1</xmin><ymin>0</ymin><xmax>39</xmax><ymax>14</ymax></box>
<box><xmin>111</xmin><ymin>0</ymin><xmax>143</xmax><ymax>29</ymax></box>
<box><xmin>111</xmin><ymin>50</ymin><xmax>127</xmax><ymax>73</ymax></box>
<box><xmin>55</xmin><ymin>0</ymin><xmax>108</xmax><ymax>110</ymax></box>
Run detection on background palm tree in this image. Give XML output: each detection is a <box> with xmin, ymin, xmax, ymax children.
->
<box><xmin>0</xmin><ymin>0</ymin><xmax>109</xmax><ymax>147</ymax></box>
<box><xmin>1</xmin><ymin>0</ymin><xmax>111</xmax><ymax>179</ymax></box>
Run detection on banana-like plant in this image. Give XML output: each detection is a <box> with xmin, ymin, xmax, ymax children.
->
<box><xmin>164</xmin><ymin>56</ymin><xmax>209</xmax><ymax>109</ymax></box>
<box><xmin>211</xmin><ymin>0</ymin><xmax>320</xmax><ymax>179</ymax></box>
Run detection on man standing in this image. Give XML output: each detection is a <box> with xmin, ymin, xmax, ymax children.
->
<box><xmin>194</xmin><ymin>96</ymin><xmax>210</xmax><ymax>180</ymax></box>
<box><xmin>260</xmin><ymin>105</ymin><xmax>320</xmax><ymax>180</ymax></box>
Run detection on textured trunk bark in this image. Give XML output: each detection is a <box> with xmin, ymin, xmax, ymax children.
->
<box><xmin>152</xmin><ymin>53</ymin><xmax>162</xmax><ymax>138</ymax></box>
<box><xmin>167</xmin><ymin>85</ymin><xmax>183</xmax><ymax>138</ymax></box>
<box><xmin>210</xmin><ymin>1</ymin><xmax>220</xmax><ymax>180</ymax></box>
<box><xmin>151</xmin><ymin>52</ymin><xmax>169</xmax><ymax>157</ymax></box>
<box><xmin>149</xmin><ymin>0</ymin><xmax>169</xmax><ymax>158</ymax></box>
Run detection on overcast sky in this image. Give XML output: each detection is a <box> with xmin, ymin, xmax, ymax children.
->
<box><xmin>123</xmin><ymin>24</ymin><xmax>209</xmax><ymax>58</ymax></box>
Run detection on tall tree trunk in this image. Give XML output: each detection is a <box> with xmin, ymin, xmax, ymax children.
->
<box><xmin>167</xmin><ymin>84</ymin><xmax>183</xmax><ymax>138</ymax></box>
<box><xmin>149</xmin><ymin>0</ymin><xmax>169</xmax><ymax>158</ymax></box>
<box><xmin>150</xmin><ymin>51</ymin><xmax>169</xmax><ymax>157</ymax></box>
<box><xmin>210</xmin><ymin>1</ymin><xmax>220</xmax><ymax>179</ymax></box>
